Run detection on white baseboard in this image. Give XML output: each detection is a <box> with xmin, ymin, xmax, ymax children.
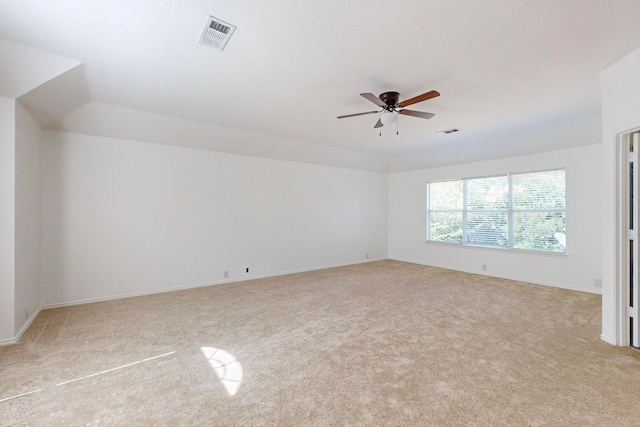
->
<box><xmin>389</xmin><ymin>257</ymin><xmax>602</xmax><ymax>295</ymax></box>
<box><xmin>1</xmin><ymin>259</ymin><xmax>607</xmax><ymax>346</ymax></box>
<box><xmin>0</xmin><ymin>307</ymin><xmax>42</xmax><ymax>346</ymax></box>
<box><xmin>600</xmin><ymin>334</ymin><xmax>616</xmax><ymax>345</ymax></box>
<box><xmin>42</xmin><ymin>258</ymin><xmax>387</xmax><ymax>309</ymax></box>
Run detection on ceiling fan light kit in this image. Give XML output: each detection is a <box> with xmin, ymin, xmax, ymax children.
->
<box><xmin>380</xmin><ymin>111</ymin><xmax>397</xmax><ymax>125</ymax></box>
<box><xmin>337</xmin><ymin>90</ymin><xmax>440</xmax><ymax>131</ymax></box>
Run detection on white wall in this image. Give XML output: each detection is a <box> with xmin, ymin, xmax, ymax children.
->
<box><xmin>601</xmin><ymin>44</ymin><xmax>640</xmax><ymax>345</ymax></box>
<box><xmin>0</xmin><ymin>96</ymin><xmax>15</xmax><ymax>341</ymax></box>
<box><xmin>389</xmin><ymin>144</ymin><xmax>602</xmax><ymax>293</ymax></box>
<box><xmin>40</xmin><ymin>131</ymin><xmax>389</xmax><ymax>306</ymax></box>
<box><xmin>389</xmin><ymin>115</ymin><xmax>602</xmax><ymax>172</ymax></box>
<box><xmin>14</xmin><ymin>102</ymin><xmax>41</xmax><ymax>334</ymax></box>
<box><xmin>54</xmin><ymin>102</ymin><xmax>390</xmax><ymax>173</ymax></box>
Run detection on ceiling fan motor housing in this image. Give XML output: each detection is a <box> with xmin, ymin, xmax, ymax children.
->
<box><xmin>379</xmin><ymin>91</ymin><xmax>400</xmax><ymax>108</ymax></box>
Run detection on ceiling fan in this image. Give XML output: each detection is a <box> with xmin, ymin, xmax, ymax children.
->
<box><xmin>337</xmin><ymin>90</ymin><xmax>440</xmax><ymax>128</ymax></box>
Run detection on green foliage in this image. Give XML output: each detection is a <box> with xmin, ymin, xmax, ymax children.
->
<box><xmin>429</xmin><ymin>180</ymin><xmax>463</xmax><ymax>210</ymax></box>
<box><xmin>467</xmin><ymin>176</ymin><xmax>508</xmax><ymax>210</ymax></box>
<box><xmin>512</xmin><ymin>171</ymin><xmax>565</xmax><ymax>210</ymax></box>
<box><xmin>467</xmin><ymin>212</ymin><xmax>507</xmax><ymax>246</ymax></box>
<box><xmin>429</xmin><ymin>212</ymin><xmax>463</xmax><ymax>243</ymax></box>
<box><xmin>513</xmin><ymin>212</ymin><xmax>565</xmax><ymax>251</ymax></box>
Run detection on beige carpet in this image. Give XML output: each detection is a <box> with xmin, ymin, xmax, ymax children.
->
<box><xmin>1</xmin><ymin>260</ymin><xmax>640</xmax><ymax>426</ymax></box>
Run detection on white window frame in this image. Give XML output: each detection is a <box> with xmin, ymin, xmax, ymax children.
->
<box><xmin>426</xmin><ymin>169</ymin><xmax>566</xmax><ymax>253</ymax></box>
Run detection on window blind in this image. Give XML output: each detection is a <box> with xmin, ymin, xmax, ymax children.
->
<box><xmin>426</xmin><ymin>169</ymin><xmax>566</xmax><ymax>253</ymax></box>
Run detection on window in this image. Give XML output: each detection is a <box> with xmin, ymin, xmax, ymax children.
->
<box><xmin>427</xmin><ymin>169</ymin><xmax>566</xmax><ymax>253</ymax></box>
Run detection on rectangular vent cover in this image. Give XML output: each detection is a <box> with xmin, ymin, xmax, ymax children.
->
<box><xmin>437</xmin><ymin>128</ymin><xmax>460</xmax><ymax>135</ymax></box>
<box><xmin>198</xmin><ymin>16</ymin><xmax>236</xmax><ymax>51</ymax></box>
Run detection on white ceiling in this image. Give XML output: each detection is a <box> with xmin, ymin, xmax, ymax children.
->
<box><xmin>2</xmin><ymin>0</ymin><xmax>640</xmax><ymax>171</ymax></box>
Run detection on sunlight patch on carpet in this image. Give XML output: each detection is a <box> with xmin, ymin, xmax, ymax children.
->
<box><xmin>56</xmin><ymin>351</ymin><xmax>176</xmax><ymax>386</ymax></box>
<box><xmin>201</xmin><ymin>347</ymin><xmax>243</xmax><ymax>396</ymax></box>
<box><xmin>0</xmin><ymin>389</ymin><xmax>42</xmax><ymax>403</ymax></box>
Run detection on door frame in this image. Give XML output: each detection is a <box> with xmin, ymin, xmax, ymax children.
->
<box><xmin>616</xmin><ymin>128</ymin><xmax>640</xmax><ymax>347</ymax></box>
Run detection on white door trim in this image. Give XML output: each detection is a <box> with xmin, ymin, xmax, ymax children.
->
<box><xmin>632</xmin><ymin>132</ymin><xmax>640</xmax><ymax>347</ymax></box>
<box><xmin>614</xmin><ymin>127</ymin><xmax>640</xmax><ymax>347</ymax></box>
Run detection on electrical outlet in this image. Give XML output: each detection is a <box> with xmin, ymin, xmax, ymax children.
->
<box><xmin>594</xmin><ymin>279</ymin><xmax>602</xmax><ymax>288</ymax></box>
<box><xmin>224</xmin><ymin>270</ymin><xmax>229</xmax><ymax>279</ymax></box>
<box><xmin>482</xmin><ymin>264</ymin><xmax>487</xmax><ymax>271</ymax></box>
<box><xmin>245</xmin><ymin>267</ymin><xmax>249</xmax><ymax>273</ymax></box>
<box><xmin>366</xmin><ymin>253</ymin><xmax>369</xmax><ymax>259</ymax></box>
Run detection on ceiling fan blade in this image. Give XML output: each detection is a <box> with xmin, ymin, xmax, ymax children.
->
<box><xmin>374</xmin><ymin>118</ymin><xmax>383</xmax><ymax>128</ymax></box>
<box><xmin>360</xmin><ymin>93</ymin><xmax>387</xmax><ymax>108</ymax></box>
<box><xmin>337</xmin><ymin>111</ymin><xmax>379</xmax><ymax>119</ymax></box>
<box><xmin>398</xmin><ymin>90</ymin><xmax>440</xmax><ymax>108</ymax></box>
<box><xmin>398</xmin><ymin>109</ymin><xmax>435</xmax><ymax>119</ymax></box>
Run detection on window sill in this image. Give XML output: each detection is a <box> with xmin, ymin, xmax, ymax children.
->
<box><xmin>424</xmin><ymin>240</ymin><xmax>568</xmax><ymax>256</ymax></box>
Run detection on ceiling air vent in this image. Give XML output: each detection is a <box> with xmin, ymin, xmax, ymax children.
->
<box><xmin>198</xmin><ymin>16</ymin><xmax>236</xmax><ymax>51</ymax></box>
<box><xmin>436</xmin><ymin>128</ymin><xmax>460</xmax><ymax>135</ymax></box>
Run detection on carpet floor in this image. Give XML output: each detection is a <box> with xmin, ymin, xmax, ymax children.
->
<box><xmin>1</xmin><ymin>260</ymin><xmax>640</xmax><ymax>426</ymax></box>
